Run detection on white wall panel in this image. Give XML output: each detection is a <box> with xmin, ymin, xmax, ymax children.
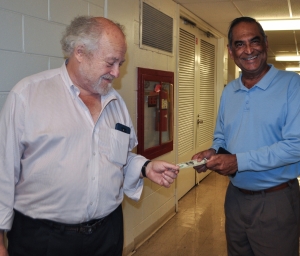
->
<box><xmin>122</xmin><ymin>198</ymin><xmax>139</xmax><ymax>251</ymax></box>
<box><xmin>133</xmin><ymin>48</ymin><xmax>153</xmax><ymax>68</ymax></box>
<box><xmin>49</xmin><ymin>57</ymin><xmax>64</xmax><ymax>69</ymax></box>
<box><xmin>0</xmin><ymin>51</ymin><xmax>48</xmax><ymax>91</ymax></box>
<box><xmin>0</xmin><ymin>0</ymin><xmax>48</xmax><ymax>19</ymax></box>
<box><xmin>159</xmin><ymin>0</ymin><xmax>177</xmax><ymax>18</ymax></box>
<box><xmin>88</xmin><ymin>3</ymin><xmax>104</xmax><ymax>17</ymax></box>
<box><xmin>0</xmin><ymin>92</ymin><xmax>8</xmax><ymax>110</ymax></box>
<box><xmin>156</xmin><ymin>186</ymin><xmax>174</xmax><ymax>207</ymax></box>
<box><xmin>134</xmin><ymin>20</ymin><xmax>139</xmax><ymax>45</ymax></box>
<box><xmin>129</xmin><ymin>199</ymin><xmax>143</xmax><ymax>227</ymax></box>
<box><xmin>160</xmin><ymin>196</ymin><xmax>175</xmax><ymax>216</ymax></box>
<box><xmin>152</xmin><ymin>53</ymin><xmax>171</xmax><ymax>71</ymax></box>
<box><xmin>142</xmin><ymin>193</ymin><xmax>157</xmax><ymax>218</ymax></box>
<box><xmin>139</xmin><ymin>177</ymin><xmax>155</xmax><ymax>199</ymax></box>
<box><xmin>84</xmin><ymin>0</ymin><xmax>105</xmax><ymax>7</ymax></box>
<box><xmin>0</xmin><ymin>10</ymin><xmax>22</xmax><ymax>52</ymax></box>
<box><xmin>24</xmin><ymin>16</ymin><xmax>65</xmax><ymax>57</ymax></box>
<box><xmin>49</xmin><ymin>0</ymin><xmax>88</xmax><ymax>25</ymax></box>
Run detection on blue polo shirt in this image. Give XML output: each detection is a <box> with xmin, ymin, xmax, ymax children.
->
<box><xmin>212</xmin><ymin>65</ymin><xmax>300</xmax><ymax>190</ymax></box>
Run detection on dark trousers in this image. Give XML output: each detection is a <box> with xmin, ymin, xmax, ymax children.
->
<box><xmin>225</xmin><ymin>180</ymin><xmax>300</xmax><ymax>256</ymax></box>
<box><xmin>7</xmin><ymin>205</ymin><xmax>124</xmax><ymax>256</ymax></box>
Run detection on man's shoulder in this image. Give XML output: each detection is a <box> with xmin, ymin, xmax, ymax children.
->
<box><xmin>269</xmin><ymin>64</ymin><xmax>299</xmax><ymax>79</ymax></box>
<box><xmin>12</xmin><ymin>67</ymin><xmax>62</xmax><ymax>93</ymax></box>
<box><xmin>272</xmin><ymin>67</ymin><xmax>300</xmax><ymax>89</ymax></box>
<box><xmin>20</xmin><ymin>67</ymin><xmax>61</xmax><ymax>84</ymax></box>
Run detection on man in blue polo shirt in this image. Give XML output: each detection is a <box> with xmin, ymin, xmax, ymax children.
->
<box><xmin>193</xmin><ymin>16</ymin><xmax>300</xmax><ymax>256</ymax></box>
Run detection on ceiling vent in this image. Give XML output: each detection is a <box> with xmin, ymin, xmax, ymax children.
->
<box><xmin>141</xmin><ymin>2</ymin><xmax>173</xmax><ymax>54</ymax></box>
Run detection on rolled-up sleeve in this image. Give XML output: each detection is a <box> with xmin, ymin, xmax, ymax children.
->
<box><xmin>123</xmin><ymin>152</ymin><xmax>146</xmax><ymax>201</ymax></box>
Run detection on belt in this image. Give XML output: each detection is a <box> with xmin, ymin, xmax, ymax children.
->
<box><xmin>238</xmin><ymin>179</ymin><xmax>297</xmax><ymax>195</ymax></box>
<box><xmin>40</xmin><ymin>216</ymin><xmax>108</xmax><ymax>235</ymax></box>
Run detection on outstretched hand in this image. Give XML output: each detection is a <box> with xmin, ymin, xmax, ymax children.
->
<box><xmin>192</xmin><ymin>148</ymin><xmax>238</xmax><ymax>176</ymax></box>
<box><xmin>145</xmin><ymin>160</ymin><xmax>179</xmax><ymax>188</ymax></box>
<box><xmin>205</xmin><ymin>154</ymin><xmax>238</xmax><ymax>176</ymax></box>
<box><xmin>192</xmin><ymin>148</ymin><xmax>216</xmax><ymax>173</ymax></box>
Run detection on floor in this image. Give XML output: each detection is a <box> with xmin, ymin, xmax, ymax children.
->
<box><xmin>132</xmin><ymin>172</ymin><xmax>229</xmax><ymax>256</ymax></box>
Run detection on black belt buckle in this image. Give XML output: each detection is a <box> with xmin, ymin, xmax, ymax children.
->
<box><xmin>78</xmin><ymin>218</ymin><xmax>104</xmax><ymax>235</ymax></box>
<box><xmin>79</xmin><ymin>224</ymin><xmax>96</xmax><ymax>235</ymax></box>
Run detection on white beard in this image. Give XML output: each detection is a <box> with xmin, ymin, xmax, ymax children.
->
<box><xmin>92</xmin><ymin>76</ymin><xmax>113</xmax><ymax>96</ymax></box>
<box><xmin>78</xmin><ymin>64</ymin><xmax>114</xmax><ymax>96</ymax></box>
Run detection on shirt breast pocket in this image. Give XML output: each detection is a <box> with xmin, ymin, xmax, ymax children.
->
<box><xmin>109</xmin><ymin>129</ymin><xmax>130</xmax><ymax>166</ymax></box>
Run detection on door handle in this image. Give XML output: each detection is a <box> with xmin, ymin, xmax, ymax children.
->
<box><xmin>197</xmin><ymin>119</ymin><xmax>203</xmax><ymax>124</ymax></box>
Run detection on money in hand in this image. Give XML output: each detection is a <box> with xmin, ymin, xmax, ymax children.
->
<box><xmin>177</xmin><ymin>158</ymin><xmax>207</xmax><ymax>169</ymax></box>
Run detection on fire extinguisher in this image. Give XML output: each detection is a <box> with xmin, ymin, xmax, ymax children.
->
<box><xmin>155</xmin><ymin>88</ymin><xmax>168</xmax><ymax>131</ymax></box>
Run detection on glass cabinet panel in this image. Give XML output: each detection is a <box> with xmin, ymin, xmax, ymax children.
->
<box><xmin>137</xmin><ymin>68</ymin><xmax>174</xmax><ymax>159</ymax></box>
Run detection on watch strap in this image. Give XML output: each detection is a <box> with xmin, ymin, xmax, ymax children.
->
<box><xmin>141</xmin><ymin>160</ymin><xmax>151</xmax><ymax>178</ymax></box>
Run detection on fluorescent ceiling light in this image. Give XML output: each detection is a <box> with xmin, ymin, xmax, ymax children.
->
<box><xmin>286</xmin><ymin>67</ymin><xmax>300</xmax><ymax>71</ymax></box>
<box><xmin>275</xmin><ymin>56</ymin><xmax>300</xmax><ymax>61</ymax></box>
<box><xmin>258</xmin><ymin>19</ymin><xmax>300</xmax><ymax>31</ymax></box>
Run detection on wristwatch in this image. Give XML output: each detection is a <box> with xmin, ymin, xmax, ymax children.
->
<box><xmin>141</xmin><ymin>160</ymin><xmax>151</xmax><ymax>178</ymax></box>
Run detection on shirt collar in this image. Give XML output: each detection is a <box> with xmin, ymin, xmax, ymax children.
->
<box><xmin>59</xmin><ymin>59</ymin><xmax>79</xmax><ymax>95</ymax></box>
<box><xmin>233</xmin><ymin>64</ymin><xmax>279</xmax><ymax>91</ymax></box>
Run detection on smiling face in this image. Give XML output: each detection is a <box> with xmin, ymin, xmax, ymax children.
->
<box><xmin>228</xmin><ymin>21</ymin><xmax>269</xmax><ymax>80</ymax></box>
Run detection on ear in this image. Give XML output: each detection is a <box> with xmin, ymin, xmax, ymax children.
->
<box><xmin>74</xmin><ymin>45</ymin><xmax>85</xmax><ymax>62</ymax></box>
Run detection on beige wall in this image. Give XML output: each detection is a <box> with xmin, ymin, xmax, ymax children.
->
<box><xmin>227</xmin><ymin>57</ymin><xmax>240</xmax><ymax>84</ymax></box>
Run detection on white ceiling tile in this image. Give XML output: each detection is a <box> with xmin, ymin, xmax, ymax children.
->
<box><xmin>234</xmin><ymin>0</ymin><xmax>290</xmax><ymax>19</ymax></box>
<box><xmin>181</xmin><ymin>2</ymin><xmax>242</xmax><ymax>23</ymax></box>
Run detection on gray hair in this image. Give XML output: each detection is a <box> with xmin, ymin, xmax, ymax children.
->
<box><xmin>60</xmin><ymin>16</ymin><xmax>125</xmax><ymax>58</ymax></box>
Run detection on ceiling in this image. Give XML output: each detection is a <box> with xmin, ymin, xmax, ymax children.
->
<box><xmin>173</xmin><ymin>0</ymin><xmax>300</xmax><ymax>71</ymax></box>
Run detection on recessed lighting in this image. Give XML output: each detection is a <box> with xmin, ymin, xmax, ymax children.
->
<box><xmin>286</xmin><ymin>67</ymin><xmax>300</xmax><ymax>71</ymax></box>
<box><xmin>275</xmin><ymin>56</ymin><xmax>300</xmax><ymax>61</ymax></box>
<box><xmin>258</xmin><ymin>19</ymin><xmax>300</xmax><ymax>31</ymax></box>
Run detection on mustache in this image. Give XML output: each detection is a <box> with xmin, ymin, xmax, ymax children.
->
<box><xmin>101</xmin><ymin>74</ymin><xmax>115</xmax><ymax>81</ymax></box>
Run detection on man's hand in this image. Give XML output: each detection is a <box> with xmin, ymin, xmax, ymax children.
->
<box><xmin>192</xmin><ymin>148</ymin><xmax>216</xmax><ymax>173</ymax></box>
<box><xmin>144</xmin><ymin>161</ymin><xmax>179</xmax><ymax>188</ymax></box>
<box><xmin>0</xmin><ymin>231</ymin><xmax>8</xmax><ymax>256</ymax></box>
<box><xmin>192</xmin><ymin>149</ymin><xmax>238</xmax><ymax>176</ymax></box>
<box><xmin>205</xmin><ymin>154</ymin><xmax>238</xmax><ymax>176</ymax></box>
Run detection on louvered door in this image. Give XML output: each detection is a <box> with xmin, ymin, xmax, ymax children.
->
<box><xmin>177</xmin><ymin>22</ymin><xmax>217</xmax><ymax>199</ymax></box>
<box><xmin>177</xmin><ymin>28</ymin><xmax>196</xmax><ymax>199</ymax></box>
<box><xmin>195</xmin><ymin>38</ymin><xmax>217</xmax><ymax>184</ymax></box>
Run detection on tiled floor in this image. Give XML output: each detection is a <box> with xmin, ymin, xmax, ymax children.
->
<box><xmin>132</xmin><ymin>172</ymin><xmax>229</xmax><ymax>256</ymax></box>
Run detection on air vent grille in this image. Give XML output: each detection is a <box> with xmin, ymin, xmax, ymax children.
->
<box><xmin>142</xmin><ymin>2</ymin><xmax>173</xmax><ymax>53</ymax></box>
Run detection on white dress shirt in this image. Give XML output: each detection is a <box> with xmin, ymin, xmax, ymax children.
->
<box><xmin>0</xmin><ymin>63</ymin><xmax>146</xmax><ymax>229</ymax></box>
